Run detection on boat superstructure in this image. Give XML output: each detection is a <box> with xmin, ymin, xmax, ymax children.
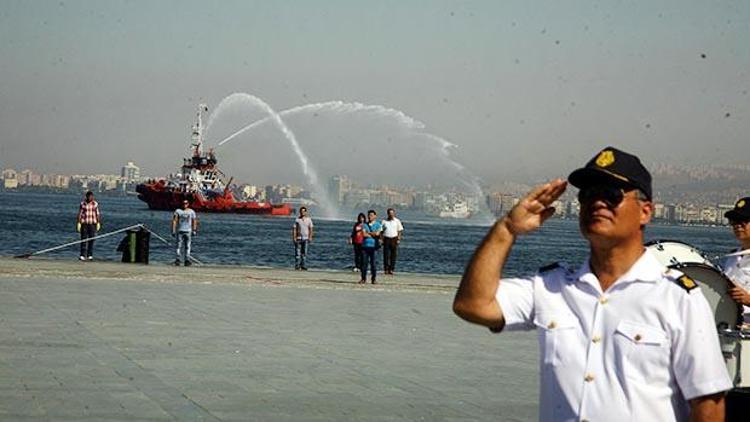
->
<box><xmin>136</xmin><ymin>104</ymin><xmax>293</xmax><ymax>216</ymax></box>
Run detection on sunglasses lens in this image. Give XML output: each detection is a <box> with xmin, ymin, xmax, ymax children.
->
<box><xmin>578</xmin><ymin>186</ymin><xmax>624</xmax><ymax>207</ymax></box>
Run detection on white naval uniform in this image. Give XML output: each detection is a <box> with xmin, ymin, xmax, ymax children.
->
<box><xmin>721</xmin><ymin>249</ymin><xmax>750</xmax><ymax>323</ymax></box>
<box><xmin>495</xmin><ymin>250</ymin><xmax>732</xmax><ymax>422</ymax></box>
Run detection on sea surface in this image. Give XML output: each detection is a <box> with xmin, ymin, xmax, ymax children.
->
<box><xmin>0</xmin><ymin>191</ymin><xmax>739</xmax><ymax>276</ymax></box>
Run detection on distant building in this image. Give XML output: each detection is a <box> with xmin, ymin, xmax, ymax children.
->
<box><xmin>2</xmin><ymin>168</ymin><xmax>17</xmax><ymax>180</ymax></box>
<box><xmin>664</xmin><ymin>204</ymin><xmax>677</xmax><ymax>224</ymax></box>
<box><xmin>343</xmin><ymin>189</ymin><xmax>371</xmax><ymax>208</ymax></box>
<box><xmin>653</xmin><ymin>203</ymin><xmax>665</xmax><ymax>220</ymax></box>
<box><xmin>699</xmin><ymin>207</ymin><xmax>716</xmax><ymax>224</ymax></box>
<box><xmin>240</xmin><ymin>184</ymin><xmax>258</xmax><ymax>200</ymax></box>
<box><xmin>265</xmin><ymin>184</ymin><xmax>300</xmax><ymax>204</ymax></box>
<box><xmin>2</xmin><ymin>169</ymin><xmax>18</xmax><ymax>189</ymax></box>
<box><xmin>121</xmin><ymin>162</ymin><xmax>140</xmax><ymax>183</ymax></box>
<box><xmin>328</xmin><ymin>175</ymin><xmax>351</xmax><ymax>204</ymax></box>
<box><xmin>487</xmin><ymin>192</ymin><xmax>516</xmax><ymax>216</ymax></box>
<box><xmin>19</xmin><ymin>169</ymin><xmax>34</xmax><ymax>186</ymax></box>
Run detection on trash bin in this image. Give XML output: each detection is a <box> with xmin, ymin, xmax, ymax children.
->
<box><xmin>118</xmin><ymin>227</ymin><xmax>150</xmax><ymax>264</ymax></box>
<box><xmin>135</xmin><ymin>227</ymin><xmax>150</xmax><ymax>264</ymax></box>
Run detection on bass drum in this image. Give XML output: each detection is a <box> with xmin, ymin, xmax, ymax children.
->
<box><xmin>646</xmin><ymin>240</ymin><xmax>741</xmax><ymax>328</ymax></box>
<box><xmin>671</xmin><ymin>263</ymin><xmax>741</xmax><ymax>329</ymax></box>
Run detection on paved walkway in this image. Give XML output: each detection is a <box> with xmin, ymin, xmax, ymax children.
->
<box><xmin>0</xmin><ymin>258</ymin><xmax>539</xmax><ymax>421</ymax></box>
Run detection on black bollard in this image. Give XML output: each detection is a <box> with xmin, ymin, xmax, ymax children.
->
<box><xmin>135</xmin><ymin>228</ymin><xmax>150</xmax><ymax>264</ymax></box>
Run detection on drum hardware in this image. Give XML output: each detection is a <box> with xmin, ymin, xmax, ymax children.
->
<box><xmin>646</xmin><ymin>240</ymin><xmax>749</xmax><ymax>388</ymax></box>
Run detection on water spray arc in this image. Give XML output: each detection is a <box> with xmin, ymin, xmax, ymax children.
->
<box><xmin>213</xmin><ymin>101</ymin><xmax>426</xmax><ymax>149</ymax></box>
<box><xmin>206</xmin><ymin>93</ymin><xmax>338</xmax><ymax>218</ymax></box>
<box><xmin>206</xmin><ymin>93</ymin><xmax>491</xmax><ymax>223</ymax></box>
<box><xmin>416</xmin><ymin>133</ymin><xmax>494</xmax><ymax>224</ymax></box>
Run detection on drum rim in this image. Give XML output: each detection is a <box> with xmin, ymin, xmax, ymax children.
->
<box><xmin>645</xmin><ymin>239</ymin><xmax>697</xmax><ymax>247</ymax></box>
<box><xmin>646</xmin><ymin>239</ymin><xmax>713</xmax><ymax>267</ymax></box>
<box><xmin>645</xmin><ymin>239</ymin><xmax>709</xmax><ymax>257</ymax></box>
<box><xmin>668</xmin><ymin>262</ymin><xmax>730</xmax><ymax>283</ymax></box>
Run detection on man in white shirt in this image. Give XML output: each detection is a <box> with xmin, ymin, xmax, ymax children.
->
<box><xmin>172</xmin><ymin>200</ymin><xmax>198</xmax><ymax>266</ymax></box>
<box><xmin>453</xmin><ymin>147</ymin><xmax>731</xmax><ymax>421</ymax></box>
<box><xmin>292</xmin><ymin>206</ymin><xmax>314</xmax><ymax>270</ymax></box>
<box><xmin>722</xmin><ymin>197</ymin><xmax>750</xmax><ymax>325</ymax></box>
<box><xmin>381</xmin><ymin>208</ymin><xmax>404</xmax><ymax>275</ymax></box>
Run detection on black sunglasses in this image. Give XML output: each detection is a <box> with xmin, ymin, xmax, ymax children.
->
<box><xmin>577</xmin><ymin>185</ymin><xmax>638</xmax><ymax>207</ymax></box>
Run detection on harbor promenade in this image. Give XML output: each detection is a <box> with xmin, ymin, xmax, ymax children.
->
<box><xmin>0</xmin><ymin>258</ymin><xmax>539</xmax><ymax>421</ymax></box>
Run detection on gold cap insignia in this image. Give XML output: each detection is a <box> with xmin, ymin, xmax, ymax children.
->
<box><xmin>595</xmin><ymin>150</ymin><xmax>615</xmax><ymax>167</ymax></box>
<box><xmin>738</xmin><ymin>200</ymin><xmax>746</xmax><ymax>209</ymax></box>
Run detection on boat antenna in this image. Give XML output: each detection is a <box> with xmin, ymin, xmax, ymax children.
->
<box><xmin>191</xmin><ymin>104</ymin><xmax>209</xmax><ymax>157</ymax></box>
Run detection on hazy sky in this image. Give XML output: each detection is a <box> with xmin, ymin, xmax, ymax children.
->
<box><xmin>0</xmin><ymin>0</ymin><xmax>748</xmax><ymax>187</ymax></box>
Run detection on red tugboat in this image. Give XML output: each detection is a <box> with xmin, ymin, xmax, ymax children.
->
<box><xmin>136</xmin><ymin>104</ymin><xmax>294</xmax><ymax>216</ymax></box>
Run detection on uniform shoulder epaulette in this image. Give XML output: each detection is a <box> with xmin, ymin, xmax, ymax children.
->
<box><xmin>538</xmin><ymin>262</ymin><xmax>562</xmax><ymax>274</ymax></box>
<box><xmin>673</xmin><ymin>273</ymin><xmax>699</xmax><ymax>293</ymax></box>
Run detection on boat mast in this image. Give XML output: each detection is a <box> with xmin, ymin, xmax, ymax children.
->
<box><xmin>191</xmin><ymin>104</ymin><xmax>209</xmax><ymax>157</ymax></box>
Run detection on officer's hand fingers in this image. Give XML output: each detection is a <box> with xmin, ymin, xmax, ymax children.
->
<box><xmin>540</xmin><ymin>207</ymin><xmax>556</xmax><ymax>223</ymax></box>
<box><xmin>548</xmin><ymin>180</ymin><xmax>568</xmax><ymax>201</ymax></box>
<box><xmin>536</xmin><ymin>179</ymin><xmax>567</xmax><ymax>205</ymax></box>
<box><xmin>525</xmin><ymin>183</ymin><xmax>553</xmax><ymax>203</ymax></box>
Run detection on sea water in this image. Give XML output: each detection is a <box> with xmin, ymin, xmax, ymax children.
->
<box><xmin>0</xmin><ymin>191</ymin><xmax>737</xmax><ymax>276</ymax></box>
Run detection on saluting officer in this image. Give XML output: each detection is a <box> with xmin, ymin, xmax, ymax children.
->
<box><xmin>454</xmin><ymin>147</ymin><xmax>731</xmax><ymax>421</ymax></box>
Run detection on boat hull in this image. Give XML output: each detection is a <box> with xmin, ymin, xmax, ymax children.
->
<box><xmin>136</xmin><ymin>182</ymin><xmax>293</xmax><ymax>216</ymax></box>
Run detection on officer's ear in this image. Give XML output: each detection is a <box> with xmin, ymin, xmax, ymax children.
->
<box><xmin>639</xmin><ymin>199</ymin><xmax>653</xmax><ymax>226</ymax></box>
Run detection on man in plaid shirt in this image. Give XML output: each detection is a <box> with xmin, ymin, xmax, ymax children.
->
<box><xmin>76</xmin><ymin>191</ymin><xmax>101</xmax><ymax>261</ymax></box>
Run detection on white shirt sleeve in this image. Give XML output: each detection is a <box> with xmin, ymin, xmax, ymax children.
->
<box><xmin>671</xmin><ymin>289</ymin><xmax>733</xmax><ymax>400</ymax></box>
<box><xmin>397</xmin><ymin>220</ymin><xmax>404</xmax><ymax>232</ymax></box>
<box><xmin>495</xmin><ymin>277</ymin><xmax>535</xmax><ymax>331</ymax></box>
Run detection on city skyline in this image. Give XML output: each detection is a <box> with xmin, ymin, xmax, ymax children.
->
<box><xmin>2</xmin><ymin>162</ymin><xmax>746</xmax><ymax>226</ymax></box>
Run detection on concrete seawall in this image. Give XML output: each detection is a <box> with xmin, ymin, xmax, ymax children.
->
<box><xmin>0</xmin><ymin>258</ymin><xmax>539</xmax><ymax>421</ymax></box>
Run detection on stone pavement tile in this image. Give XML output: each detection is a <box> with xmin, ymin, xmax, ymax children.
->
<box><xmin>0</xmin><ymin>390</ymin><xmax>45</xmax><ymax>417</ymax></box>
<box><xmin>0</xmin><ymin>274</ymin><xmax>540</xmax><ymax>421</ymax></box>
<box><xmin>107</xmin><ymin>391</ymin><xmax>174</xmax><ymax>420</ymax></box>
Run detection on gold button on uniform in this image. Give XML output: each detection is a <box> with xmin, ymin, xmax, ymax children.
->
<box><xmin>584</xmin><ymin>373</ymin><xmax>595</xmax><ymax>382</ymax></box>
<box><xmin>599</xmin><ymin>296</ymin><xmax>609</xmax><ymax>305</ymax></box>
<box><xmin>547</xmin><ymin>321</ymin><xmax>557</xmax><ymax>329</ymax></box>
<box><xmin>592</xmin><ymin>335</ymin><xmax>602</xmax><ymax>343</ymax></box>
<box><xmin>634</xmin><ymin>334</ymin><xmax>642</xmax><ymax>342</ymax></box>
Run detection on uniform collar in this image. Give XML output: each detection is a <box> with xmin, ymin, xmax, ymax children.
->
<box><xmin>573</xmin><ymin>249</ymin><xmax>665</xmax><ymax>289</ymax></box>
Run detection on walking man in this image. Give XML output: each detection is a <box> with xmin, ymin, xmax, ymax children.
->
<box><xmin>360</xmin><ymin>209</ymin><xmax>383</xmax><ymax>284</ymax></box>
<box><xmin>292</xmin><ymin>206</ymin><xmax>314</xmax><ymax>270</ymax></box>
<box><xmin>172</xmin><ymin>199</ymin><xmax>198</xmax><ymax>266</ymax></box>
<box><xmin>76</xmin><ymin>190</ymin><xmax>101</xmax><ymax>261</ymax></box>
<box><xmin>453</xmin><ymin>147</ymin><xmax>730</xmax><ymax>421</ymax></box>
<box><xmin>381</xmin><ymin>208</ymin><xmax>404</xmax><ymax>275</ymax></box>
